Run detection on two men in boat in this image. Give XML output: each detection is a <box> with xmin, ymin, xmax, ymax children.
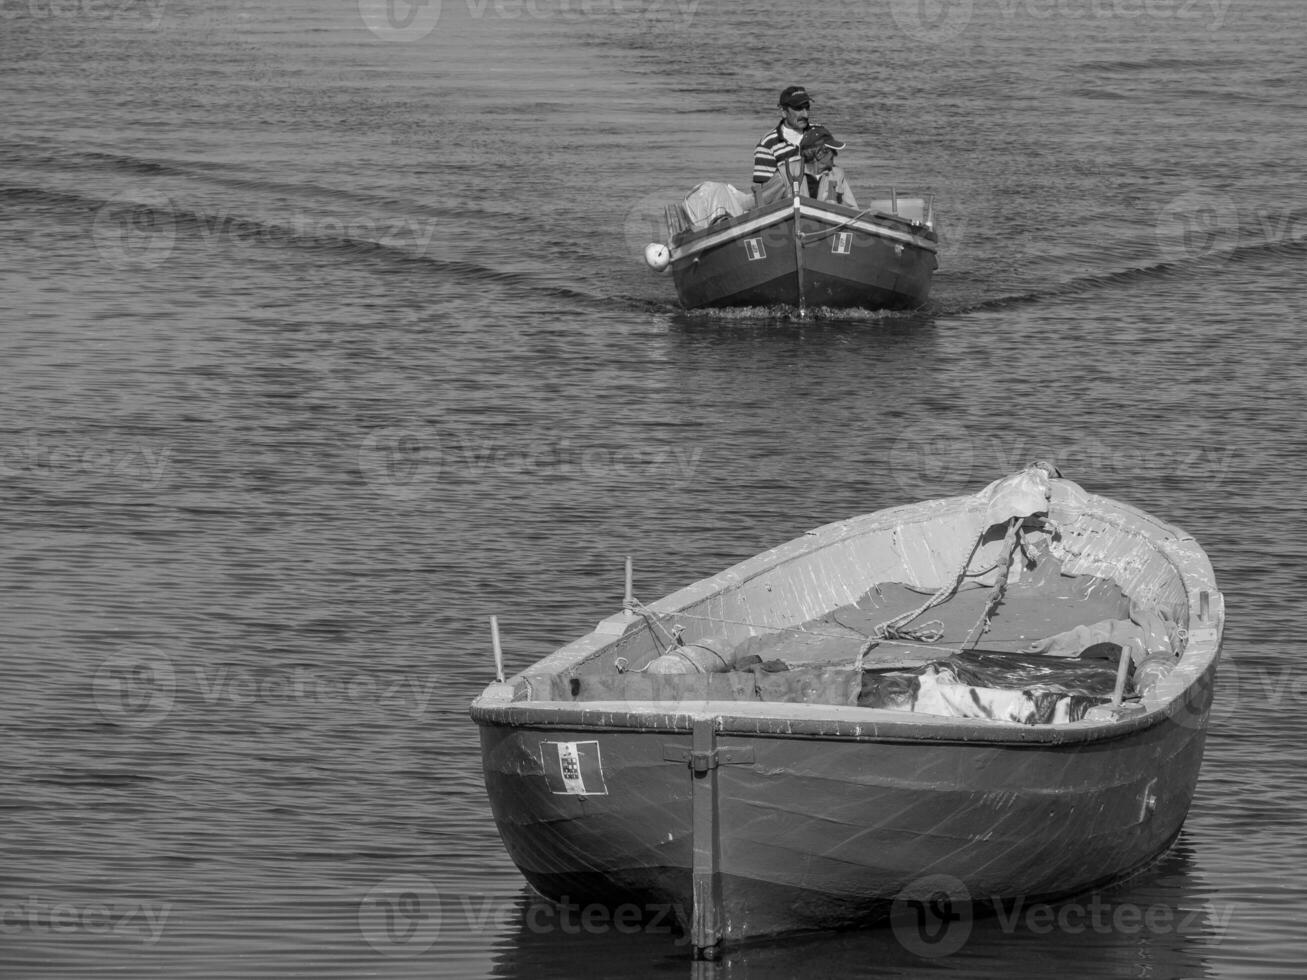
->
<box><xmin>751</xmin><ymin>85</ymin><xmax>858</xmax><ymax>209</ymax></box>
<box><xmin>673</xmin><ymin>85</ymin><xmax>859</xmax><ymax>232</ymax></box>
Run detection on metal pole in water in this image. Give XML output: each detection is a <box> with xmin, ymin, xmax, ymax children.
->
<box><xmin>623</xmin><ymin>555</ymin><xmax>635</xmax><ymax>618</ymax></box>
<box><xmin>490</xmin><ymin>615</ymin><xmax>505</xmax><ymax>683</ymax></box>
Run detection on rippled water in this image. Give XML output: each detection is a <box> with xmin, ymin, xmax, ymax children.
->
<box><xmin>2</xmin><ymin>0</ymin><xmax>1305</xmax><ymax>976</ymax></box>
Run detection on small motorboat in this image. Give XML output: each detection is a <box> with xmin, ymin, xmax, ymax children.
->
<box><xmin>470</xmin><ymin>465</ymin><xmax>1224</xmax><ymax>957</ymax></box>
<box><xmin>644</xmin><ymin>184</ymin><xmax>938</xmax><ymax>312</ymax></box>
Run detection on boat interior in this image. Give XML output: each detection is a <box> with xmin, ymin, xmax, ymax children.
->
<box><xmin>516</xmin><ymin>485</ymin><xmax>1199</xmax><ymax>727</ymax></box>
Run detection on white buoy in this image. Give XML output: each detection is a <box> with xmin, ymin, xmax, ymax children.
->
<box><xmin>643</xmin><ymin>242</ymin><xmax>671</xmax><ymax>272</ymax></box>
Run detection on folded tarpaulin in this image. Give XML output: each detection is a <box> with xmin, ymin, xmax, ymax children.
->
<box><xmin>681</xmin><ymin>182</ymin><xmax>753</xmax><ymax>230</ymax></box>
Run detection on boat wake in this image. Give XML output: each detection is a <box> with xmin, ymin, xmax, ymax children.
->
<box><xmin>934</xmin><ymin>236</ymin><xmax>1305</xmax><ymax>317</ymax></box>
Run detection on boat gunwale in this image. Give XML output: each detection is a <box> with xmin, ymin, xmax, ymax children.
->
<box><xmin>668</xmin><ymin>196</ymin><xmax>939</xmax><ymax>262</ymax></box>
<box><xmin>468</xmin><ymin>691</ymin><xmax>1202</xmax><ymax>746</ymax></box>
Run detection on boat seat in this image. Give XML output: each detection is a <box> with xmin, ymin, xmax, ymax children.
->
<box><xmin>566</xmin><ymin>665</ymin><xmax>862</xmax><ymax>707</ymax></box>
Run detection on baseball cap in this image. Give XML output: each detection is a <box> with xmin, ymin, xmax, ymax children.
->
<box><xmin>778</xmin><ymin>86</ymin><xmax>811</xmax><ymax>109</ymax></box>
<box><xmin>800</xmin><ymin>125</ymin><xmax>847</xmax><ymax>152</ymax></box>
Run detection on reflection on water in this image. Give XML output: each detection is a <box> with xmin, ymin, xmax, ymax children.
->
<box><xmin>484</xmin><ymin>840</ymin><xmax>1225</xmax><ymax>979</ymax></box>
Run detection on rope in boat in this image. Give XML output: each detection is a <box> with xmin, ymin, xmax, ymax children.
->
<box><xmin>959</xmin><ymin>518</ymin><xmax>1023</xmax><ymax>651</ymax></box>
<box><xmin>624</xmin><ymin>516</ymin><xmax>1049</xmax><ymax>673</ymax></box>
<box><xmin>854</xmin><ymin>520</ymin><xmax>1009</xmax><ymax>669</ymax></box>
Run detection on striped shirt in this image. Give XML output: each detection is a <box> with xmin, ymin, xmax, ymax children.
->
<box><xmin>752</xmin><ymin>123</ymin><xmax>805</xmax><ymax>185</ymax></box>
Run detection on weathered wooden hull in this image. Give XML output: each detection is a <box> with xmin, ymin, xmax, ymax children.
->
<box><xmin>470</xmin><ymin>471</ymin><xmax>1224</xmax><ymax>956</ymax></box>
<box><xmin>668</xmin><ymin>197</ymin><xmax>938</xmax><ymax>311</ymax></box>
<box><xmin>477</xmin><ymin>687</ymin><xmax>1213</xmax><ymax>944</ymax></box>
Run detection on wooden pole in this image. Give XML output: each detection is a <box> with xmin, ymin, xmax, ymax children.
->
<box><xmin>490</xmin><ymin>615</ymin><xmax>504</xmax><ymax>684</ymax></box>
<box><xmin>624</xmin><ymin>556</ymin><xmax>634</xmax><ymax>618</ymax></box>
<box><xmin>792</xmin><ymin>174</ymin><xmax>806</xmax><ymax>317</ymax></box>
<box><xmin>689</xmin><ymin>717</ymin><xmax>723</xmax><ymax>959</ymax></box>
<box><xmin>1111</xmin><ymin>646</ymin><xmax>1132</xmax><ymax>705</ymax></box>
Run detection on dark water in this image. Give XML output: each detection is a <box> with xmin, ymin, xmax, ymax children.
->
<box><xmin>2</xmin><ymin>0</ymin><xmax>1305</xmax><ymax>976</ymax></box>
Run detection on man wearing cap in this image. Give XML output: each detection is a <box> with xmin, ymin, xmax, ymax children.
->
<box><xmin>800</xmin><ymin>125</ymin><xmax>858</xmax><ymax>208</ymax></box>
<box><xmin>751</xmin><ymin>85</ymin><xmax>811</xmax><ymax>186</ymax></box>
<box><xmin>753</xmin><ymin>124</ymin><xmax>859</xmax><ymax>210</ymax></box>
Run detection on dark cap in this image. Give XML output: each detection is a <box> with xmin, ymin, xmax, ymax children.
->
<box><xmin>778</xmin><ymin>86</ymin><xmax>811</xmax><ymax>109</ymax></box>
<box><xmin>800</xmin><ymin>125</ymin><xmax>847</xmax><ymax>153</ymax></box>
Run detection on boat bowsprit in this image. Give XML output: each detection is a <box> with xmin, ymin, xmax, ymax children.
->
<box><xmin>470</xmin><ymin>464</ymin><xmax>1224</xmax><ymax>957</ymax></box>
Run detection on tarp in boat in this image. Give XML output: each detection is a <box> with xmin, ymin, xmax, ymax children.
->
<box><xmin>681</xmin><ymin>182</ymin><xmax>753</xmax><ymax>230</ymax></box>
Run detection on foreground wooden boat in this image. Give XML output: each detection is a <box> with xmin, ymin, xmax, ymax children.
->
<box><xmin>661</xmin><ymin>192</ymin><xmax>938</xmax><ymax>312</ymax></box>
<box><xmin>470</xmin><ymin>465</ymin><xmax>1224</xmax><ymax>958</ymax></box>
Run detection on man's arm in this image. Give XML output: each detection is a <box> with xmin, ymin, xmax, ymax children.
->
<box><xmin>752</xmin><ymin>139</ymin><xmax>777</xmax><ymax>185</ymax></box>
